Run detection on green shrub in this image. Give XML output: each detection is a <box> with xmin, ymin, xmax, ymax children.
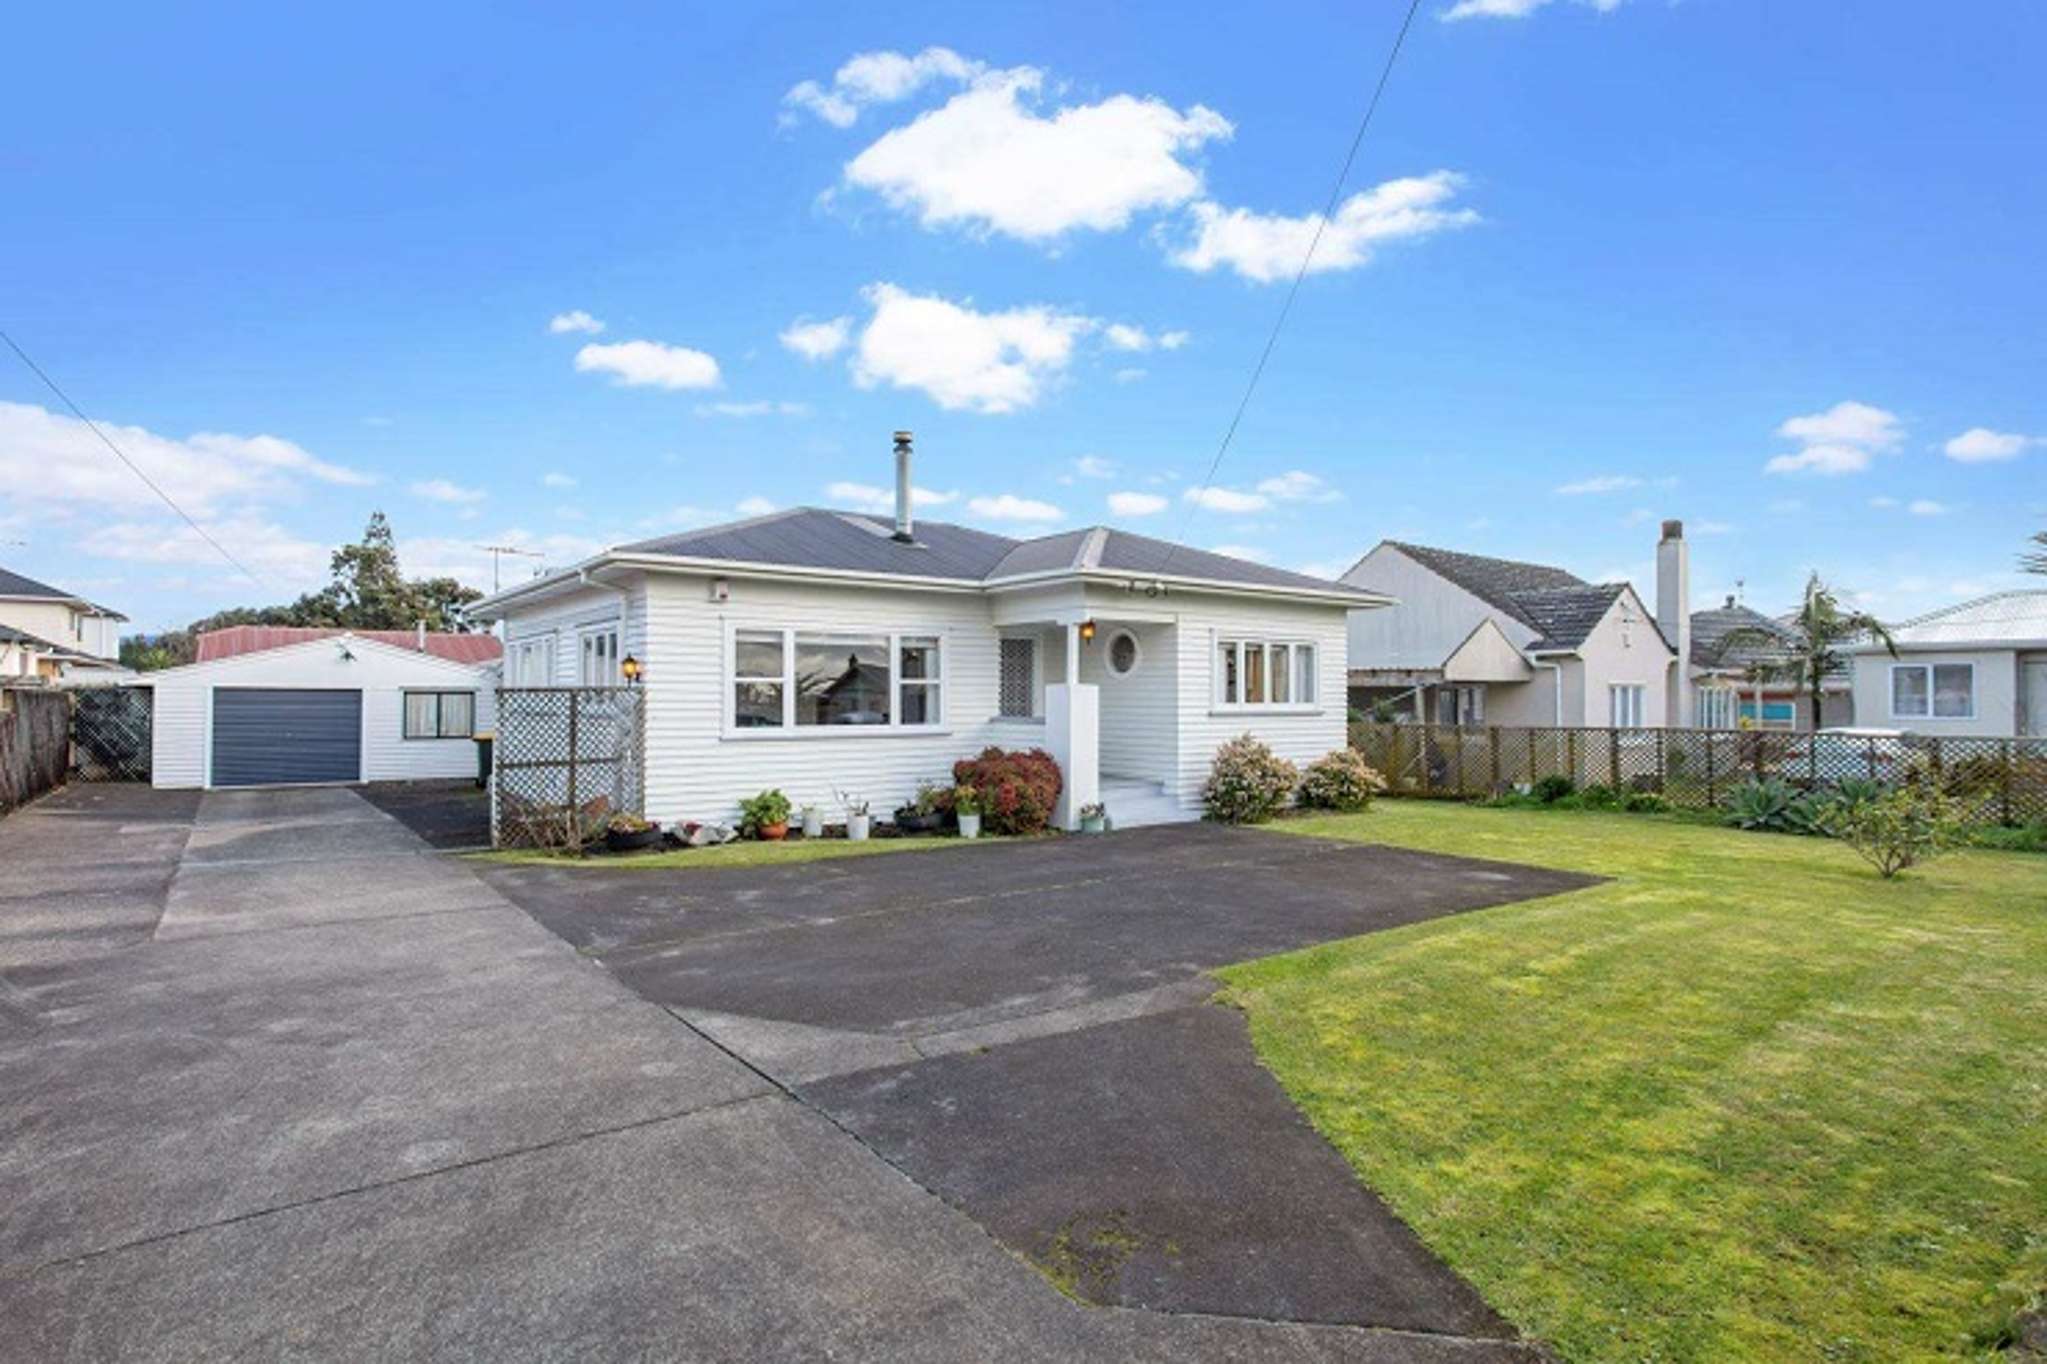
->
<box><xmin>1298</xmin><ymin>749</ymin><xmax>1387</xmax><ymax>812</ymax></box>
<box><xmin>1820</xmin><ymin>784</ymin><xmax>1975</xmax><ymax>878</ymax></box>
<box><xmin>738</xmin><ymin>789</ymin><xmax>792</xmax><ymax>836</ymax></box>
<box><xmin>1579</xmin><ymin>783</ymin><xmax>1620</xmax><ymax>810</ymax></box>
<box><xmin>1971</xmin><ymin>821</ymin><xmax>2047</xmax><ymax>854</ymax></box>
<box><xmin>1725</xmin><ymin>778</ymin><xmax>1802</xmax><ymax>832</ymax></box>
<box><xmin>1532</xmin><ymin>774</ymin><xmax>1576</xmax><ymax>804</ymax></box>
<box><xmin>950</xmin><ymin>748</ymin><xmax>1062</xmax><ymax>835</ymax></box>
<box><xmin>1623</xmin><ymin>791</ymin><xmax>1669</xmax><ymax>814</ymax></box>
<box><xmin>1204</xmin><ymin>734</ymin><xmax>1299</xmax><ymax>825</ymax></box>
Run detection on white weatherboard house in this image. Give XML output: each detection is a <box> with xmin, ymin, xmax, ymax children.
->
<box><xmin>140</xmin><ymin>627</ymin><xmax>501</xmax><ymax>788</ymax></box>
<box><xmin>468</xmin><ymin>437</ymin><xmax>1383</xmax><ymax>830</ymax></box>
<box><xmin>1849</xmin><ymin>590</ymin><xmax>2047</xmax><ymax>739</ymax></box>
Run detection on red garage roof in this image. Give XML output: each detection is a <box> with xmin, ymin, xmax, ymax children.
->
<box><xmin>195</xmin><ymin>626</ymin><xmax>502</xmax><ymax>666</ymax></box>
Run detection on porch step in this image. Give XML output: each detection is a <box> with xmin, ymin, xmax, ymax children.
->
<box><xmin>1098</xmin><ymin>778</ymin><xmax>1196</xmax><ymax>830</ymax></box>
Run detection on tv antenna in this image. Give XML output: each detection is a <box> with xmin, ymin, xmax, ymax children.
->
<box><xmin>478</xmin><ymin>544</ymin><xmax>544</xmax><ymax>591</ymax></box>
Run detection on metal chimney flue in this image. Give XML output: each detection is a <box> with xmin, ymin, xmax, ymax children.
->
<box><xmin>891</xmin><ymin>430</ymin><xmax>915</xmax><ymax>542</ymax></box>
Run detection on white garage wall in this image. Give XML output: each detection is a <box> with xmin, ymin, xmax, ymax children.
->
<box><xmin>144</xmin><ymin>636</ymin><xmax>497</xmax><ymax>788</ymax></box>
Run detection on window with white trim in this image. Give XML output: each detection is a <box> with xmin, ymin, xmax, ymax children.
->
<box><xmin>998</xmin><ymin>636</ymin><xmax>1038</xmax><ymax>718</ymax></box>
<box><xmin>1891</xmin><ymin>662</ymin><xmax>1973</xmax><ymax>719</ymax></box>
<box><xmin>403</xmin><ymin>691</ymin><xmax>475</xmax><ymax>739</ymax></box>
<box><xmin>1106</xmin><ymin>629</ymin><xmax>1140</xmax><ymax>678</ymax></box>
<box><xmin>508</xmin><ymin>637</ymin><xmax>552</xmax><ymax>686</ymax></box>
<box><xmin>1609</xmin><ymin>683</ymin><xmax>1646</xmax><ymax>728</ymax></box>
<box><xmin>729</xmin><ymin>627</ymin><xmax>944</xmax><ymax>732</ymax></box>
<box><xmin>1215</xmin><ymin>638</ymin><xmax>1319</xmax><ymax>709</ymax></box>
<box><xmin>578</xmin><ymin>626</ymin><xmax>620</xmax><ymax>686</ymax></box>
<box><xmin>1697</xmin><ymin>685</ymin><xmax>1738</xmax><ymax>730</ymax></box>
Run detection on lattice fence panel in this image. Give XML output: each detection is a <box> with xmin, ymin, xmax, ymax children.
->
<box><xmin>490</xmin><ymin>687</ymin><xmax>644</xmax><ymax>850</ymax></box>
<box><xmin>70</xmin><ymin>686</ymin><xmax>152</xmax><ymax>782</ymax></box>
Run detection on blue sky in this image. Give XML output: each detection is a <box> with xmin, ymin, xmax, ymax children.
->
<box><xmin>4</xmin><ymin>0</ymin><xmax>2044</xmax><ymax>633</ymax></box>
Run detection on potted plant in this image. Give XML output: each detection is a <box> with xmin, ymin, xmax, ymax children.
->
<box><xmin>1077</xmin><ymin>801</ymin><xmax>1107</xmax><ymax>835</ymax></box>
<box><xmin>954</xmin><ymin>784</ymin><xmax>983</xmax><ymax>839</ymax></box>
<box><xmin>838</xmin><ymin>790</ymin><xmax>872</xmax><ymax>842</ymax></box>
<box><xmin>800</xmin><ymin>803</ymin><xmax>824</xmax><ymax>839</ymax></box>
<box><xmin>604</xmin><ymin>813</ymin><xmax>663</xmax><ymax>853</ymax></box>
<box><xmin>739</xmin><ymin>789</ymin><xmax>793</xmax><ymax>841</ymax></box>
<box><xmin>894</xmin><ymin>782</ymin><xmax>948</xmax><ymax>834</ymax></box>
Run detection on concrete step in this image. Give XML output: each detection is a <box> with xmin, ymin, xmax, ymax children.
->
<box><xmin>1097</xmin><ymin>778</ymin><xmax>1196</xmax><ymax>829</ymax></box>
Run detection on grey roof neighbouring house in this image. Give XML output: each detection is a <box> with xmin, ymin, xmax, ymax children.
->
<box><xmin>0</xmin><ymin>565</ymin><xmax>127</xmax><ymax>619</ymax></box>
<box><xmin>1876</xmin><ymin>589</ymin><xmax>2047</xmax><ymax>648</ymax></box>
<box><xmin>1690</xmin><ymin>599</ymin><xmax>1800</xmax><ymax>670</ymax></box>
<box><xmin>1382</xmin><ymin>541</ymin><xmax>1668</xmax><ymax>653</ymax></box>
<box><xmin>615</xmin><ymin>507</ymin><xmax>1363</xmax><ymax>597</ymax></box>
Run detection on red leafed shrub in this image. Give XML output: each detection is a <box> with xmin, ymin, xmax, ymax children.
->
<box><xmin>951</xmin><ymin>747</ymin><xmax>1063</xmax><ymax>835</ymax></box>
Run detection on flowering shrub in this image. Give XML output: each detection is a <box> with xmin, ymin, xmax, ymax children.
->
<box><xmin>1297</xmin><ymin>749</ymin><xmax>1387</xmax><ymax>812</ymax></box>
<box><xmin>1204</xmin><ymin>734</ymin><xmax>1299</xmax><ymax>825</ymax></box>
<box><xmin>1820</xmin><ymin>783</ymin><xmax>1974</xmax><ymax>878</ymax></box>
<box><xmin>951</xmin><ymin>747</ymin><xmax>1062</xmax><ymax>835</ymax></box>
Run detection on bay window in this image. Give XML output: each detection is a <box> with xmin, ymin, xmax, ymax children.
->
<box><xmin>1215</xmin><ymin>637</ymin><xmax>1319</xmax><ymax>710</ymax></box>
<box><xmin>730</xmin><ymin>627</ymin><xmax>943</xmax><ymax>733</ymax></box>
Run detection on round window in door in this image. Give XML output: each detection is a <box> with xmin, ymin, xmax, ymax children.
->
<box><xmin>1106</xmin><ymin>629</ymin><xmax>1141</xmax><ymax>678</ymax></box>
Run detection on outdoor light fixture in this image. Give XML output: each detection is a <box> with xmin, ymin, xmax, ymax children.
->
<box><xmin>621</xmin><ymin>654</ymin><xmax>642</xmax><ymax>685</ymax></box>
<box><xmin>1078</xmin><ymin>619</ymin><xmax>1097</xmax><ymax>643</ymax></box>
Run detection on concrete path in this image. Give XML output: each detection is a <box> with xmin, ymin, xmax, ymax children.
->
<box><xmin>1</xmin><ymin>787</ymin><xmax>1539</xmax><ymax>1362</ymax></box>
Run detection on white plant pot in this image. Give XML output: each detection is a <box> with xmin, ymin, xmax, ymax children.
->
<box><xmin>801</xmin><ymin>808</ymin><xmax>823</xmax><ymax>838</ymax></box>
<box><xmin>957</xmin><ymin>812</ymin><xmax>982</xmax><ymax>839</ymax></box>
<box><xmin>847</xmin><ymin>813</ymin><xmax>871</xmax><ymax>842</ymax></box>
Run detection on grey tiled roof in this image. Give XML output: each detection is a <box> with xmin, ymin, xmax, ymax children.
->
<box><xmin>1385</xmin><ymin>542</ymin><xmax>1585</xmax><ymax>629</ymax></box>
<box><xmin>0</xmin><ymin>566</ymin><xmax>78</xmax><ymax>601</ymax></box>
<box><xmin>1511</xmin><ymin>584</ymin><xmax>1630</xmax><ymax>651</ymax></box>
<box><xmin>1690</xmin><ymin>601</ymin><xmax>1799</xmax><ymax>669</ymax></box>
<box><xmin>615</xmin><ymin>507</ymin><xmax>1361</xmax><ymax>597</ymax></box>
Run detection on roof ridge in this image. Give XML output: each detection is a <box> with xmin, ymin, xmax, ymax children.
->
<box><xmin>1896</xmin><ymin>586</ymin><xmax>2047</xmax><ymax>630</ymax></box>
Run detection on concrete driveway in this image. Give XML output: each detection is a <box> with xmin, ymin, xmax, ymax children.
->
<box><xmin>0</xmin><ymin>787</ymin><xmax>1559</xmax><ymax>1362</ymax></box>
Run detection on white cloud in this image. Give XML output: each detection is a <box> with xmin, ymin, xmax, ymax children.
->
<box><xmin>1765</xmin><ymin>400</ymin><xmax>1903</xmax><ymax>476</ymax></box>
<box><xmin>1209</xmin><ymin>543</ymin><xmax>1270</xmax><ymax>564</ymax></box>
<box><xmin>1114</xmin><ymin>367</ymin><xmax>1148</xmax><ymax>385</ymax></box>
<box><xmin>1104</xmin><ymin>324</ymin><xmax>1152</xmax><ymax>352</ymax></box>
<box><xmin>410</xmin><ymin>478</ymin><xmax>486</xmax><ymax>504</ymax></box>
<box><xmin>1158</xmin><ymin>330</ymin><xmax>1191</xmax><ymax>350</ymax></box>
<box><xmin>1943</xmin><ymin>427</ymin><xmax>2036</xmax><ymax>463</ymax></box>
<box><xmin>780</xmin><ymin>315</ymin><xmax>852</xmax><ymax>361</ymax></box>
<box><xmin>574</xmin><ymin>339</ymin><xmax>721</xmax><ymax>390</ymax></box>
<box><xmin>843</xmin><ymin>67</ymin><xmax>1232</xmax><ymax>242</ymax></box>
<box><xmin>548</xmin><ymin>310</ymin><xmax>605</xmax><ymax>335</ymax></box>
<box><xmin>1073</xmin><ymin>455</ymin><xmax>1116</xmax><ymax>479</ymax></box>
<box><xmin>78</xmin><ymin>515</ymin><xmax>332</xmax><ymax>589</ymax></box>
<box><xmin>1256</xmin><ymin>470</ymin><xmax>1342</xmax><ymax>503</ymax></box>
<box><xmin>0</xmin><ymin>400</ymin><xmax>372</xmax><ymax>518</ymax></box>
<box><xmin>851</xmin><ymin>282</ymin><xmax>1094</xmax><ymax>414</ymax></box>
<box><xmin>1556</xmin><ymin>474</ymin><xmax>1642</xmax><ymax>495</ymax></box>
<box><xmin>1442</xmin><ymin>0</ymin><xmax>1626</xmax><ymax>20</ymax></box>
<box><xmin>782</xmin><ymin>47</ymin><xmax>983</xmax><ymax>128</ymax></box>
<box><xmin>541</xmin><ymin>471</ymin><xmax>577</xmax><ymax>489</ymax></box>
<box><xmin>967</xmin><ymin>493</ymin><xmax>1063</xmax><ymax>523</ymax></box>
<box><xmin>1169</xmin><ymin>172</ymin><xmax>1478</xmax><ymax>284</ymax></box>
<box><xmin>1108</xmin><ymin>491</ymin><xmax>1169</xmax><ymax>517</ymax></box>
<box><xmin>735</xmin><ymin>496</ymin><xmax>777</xmax><ymax>517</ymax></box>
<box><xmin>1183</xmin><ymin>485</ymin><xmax>1269</xmax><ymax>514</ymax></box>
<box><xmin>826</xmin><ymin>480</ymin><xmax>959</xmax><ymax>514</ymax></box>
<box><xmin>1295</xmin><ymin>559</ymin><xmax>1350</xmax><ymax>581</ymax></box>
<box><xmin>695</xmin><ymin>400</ymin><xmax>809</xmax><ymax>418</ymax></box>
<box><xmin>1908</xmin><ymin>499</ymin><xmax>1951</xmax><ymax>517</ymax></box>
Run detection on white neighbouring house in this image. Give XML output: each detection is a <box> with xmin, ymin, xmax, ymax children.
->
<box><xmin>0</xmin><ymin>564</ymin><xmax>131</xmax><ymax>682</ymax></box>
<box><xmin>1847</xmin><ymin>590</ymin><xmax>2047</xmax><ymax>739</ymax></box>
<box><xmin>467</xmin><ymin>437</ymin><xmax>1384</xmax><ymax>831</ymax></box>
<box><xmin>140</xmin><ymin>626</ymin><xmax>502</xmax><ymax>788</ymax></box>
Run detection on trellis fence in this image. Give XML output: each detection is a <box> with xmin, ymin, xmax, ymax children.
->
<box><xmin>70</xmin><ymin>685</ymin><xmax>152</xmax><ymax>782</ymax></box>
<box><xmin>1</xmin><ymin>688</ymin><xmax>70</xmax><ymax>814</ymax></box>
<box><xmin>490</xmin><ymin>687</ymin><xmax>645</xmax><ymax>850</ymax></box>
<box><xmin>1349</xmin><ymin>722</ymin><xmax>2047</xmax><ymax>829</ymax></box>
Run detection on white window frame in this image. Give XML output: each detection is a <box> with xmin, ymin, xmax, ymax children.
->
<box><xmin>1697</xmin><ymin>684</ymin><xmax>1738</xmax><ymax>730</ymax></box>
<box><xmin>577</xmin><ymin>624</ymin><xmax>621</xmax><ymax>687</ymax></box>
<box><xmin>722</xmin><ymin>622</ymin><xmax>949</xmax><ymax>739</ymax></box>
<box><xmin>507</xmin><ymin>634</ymin><xmax>555</xmax><ymax>687</ymax></box>
<box><xmin>1890</xmin><ymin>661</ymin><xmax>1974</xmax><ymax>721</ymax></box>
<box><xmin>1609</xmin><ymin>683</ymin><xmax>1646</xmax><ymax>728</ymax></box>
<box><xmin>1212</xmin><ymin>634</ymin><xmax>1321</xmax><ymax>714</ymax></box>
<box><xmin>1104</xmin><ymin>628</ymin><xmax>1142</xmax><ymax>680</ymax></box>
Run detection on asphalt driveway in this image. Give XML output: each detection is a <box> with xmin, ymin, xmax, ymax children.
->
<box><xmin>2</xmin><ymin>787</ymin><xmax>1562</xmax><ymax>1362</ymax></box>
<box><xmin>478</xmin><ymin>825</ymin><xmax>1596</xmax><ymax>1338</ymax></box>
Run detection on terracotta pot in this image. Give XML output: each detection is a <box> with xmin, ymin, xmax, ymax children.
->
<box><xmin>758</xmin><ymin>821</ymin><xmax>789</xmax><ymax>841</ymax></box>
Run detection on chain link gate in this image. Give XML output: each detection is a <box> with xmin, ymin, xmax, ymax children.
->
<box><xmin>70</xmin><ymin>685</ymin><xmax>152</xmax><ymax>782</ymax></box>
<box><xmin>490</xmin><ymin>687</ymin><xmax>645</xmax><ymax>850</ymax></box>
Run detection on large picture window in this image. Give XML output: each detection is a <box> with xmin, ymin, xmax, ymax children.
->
<box><xmin>730</xmin><ymin>627</ymin><xmax>943</xmax><ymax>733</ymax></box>
<box><xmin>403</xmin><ymin>691</ymin><xmax>475</xmax><ymax>739</ymax></box>
<box><xmin>1891</xmin><ymin>662</ymin><xmax>1973</xmax><ymax>719</ymax></box>
<box><xmin>1215</xmin><ymin>637</ymin><xmax>1318</xmax><ymax>710</ymax></box>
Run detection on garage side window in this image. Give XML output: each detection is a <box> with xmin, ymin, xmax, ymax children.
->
<box><xmin>403</xmin><ymin>691</ymin><xmax>476</xmax><ymax>739</ymax></box>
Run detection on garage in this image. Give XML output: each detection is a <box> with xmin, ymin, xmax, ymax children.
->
<box><xmin>211</xmin><ymin>688</ymin><xmax>363</xmax><ymax>787</ymax></box>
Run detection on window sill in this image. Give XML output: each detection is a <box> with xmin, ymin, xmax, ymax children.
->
<box><xmin>721</xmin><ymin>727</ymin><xmax>954</xmax><ymax>742</ymax></box>
<box><xmin>990</xmin><ymin>715</ymin><xmax>1046</xmax><ymax>725</ymax></box>
<box><xmin>1208</xmin><ymin>706</ymin><xmax>1325</xmax><ymax>718</ymax></box>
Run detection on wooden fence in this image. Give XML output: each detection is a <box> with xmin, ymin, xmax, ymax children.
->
<box><xmin>1</xmin><ymin>688</ymin><xmax>71</xmax><ymax>815</ymax></box>
<box><xmin>1349</xmin><ymin>722</ymin><xmax>2047</xmax><ymax>829</ymax></box>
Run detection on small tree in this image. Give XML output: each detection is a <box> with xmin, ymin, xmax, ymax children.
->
<box><xmin>2023</xmin><ymin>529</ymin><xmax>2046</xmax><ymax>575</ymax></box>
<box><xmin>1820</xmin><ymin>784</ymin><xmax>1972</xmax><ymax>878</ymax></box>
<box><xmin>1715</xmin><ymin>573</ymin><xmax>1896</xmax><ymax>733</ymax></box>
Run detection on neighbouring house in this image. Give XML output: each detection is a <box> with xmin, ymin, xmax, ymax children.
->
<box><xmin>466</xmin><ymin>433</ymin><xmax>1382</xmax><ymax>830</ymax></box>
<box><xmin>1340</xmin><ymin>526</ymin><xmax>1678</xmax><ymax>729</ymax></box>
<box><xmin>1688</xmin><ymin>595</ymin><xmax>1853</xmax><ymax>731</ymax></box>
<box><xmin>1847</xmin><ymin>590</ymin><xmax>2047</xmax><ymax>739</ymax></box>
<box><xmin>0</xmin><ymin>566</ymin><xmax>130</xmax><ymax>682</ymax></box>
<box><xmin>138</xmin><ymin>625</ymin><xmax>502</xmax><ymax>788</ymax></box>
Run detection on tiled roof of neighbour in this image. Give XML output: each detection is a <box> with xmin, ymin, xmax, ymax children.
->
<box><xmin>614</xmin><ymin>507</ymin><xmax>1365</xmax><ymax>596</ymax></box>
<box><xmin>0</xmin><ymin>565</ymin><xmax>127</xmax><ymax>618</ymax></box>
<box><xmin>1883</xmin><ymin>589</ymin><xmax>2047</xmax><ymax>647</ymax></box>
<box><xmin>196</xmin><ymin>626</ymin><xmax>503</xmax><ymax>665</ymax></box>
<box><xmin>1384</xmin><ymin>542</ymin><xmax>1586</xmax><ymax>627</ymax></box>
<box><xmin>1691</xmin><ymin>600</ymin><xmax>1800</xmax><ymax>669</ymax></box>
<box><xmin>1511</xmin><ymin>584</ymin><xmax>1633</xmax><ymax>651</ymax></box>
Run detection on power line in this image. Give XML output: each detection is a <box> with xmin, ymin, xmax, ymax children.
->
<box><xmin>0</xmin><ymin>328</ymin><xmax>272</xmax><ymax>589</ymax></box>
<box><xmin>1159</xmin><ymin>0</ymin><xmax>1425</xmax><ymax>576</ymax></box>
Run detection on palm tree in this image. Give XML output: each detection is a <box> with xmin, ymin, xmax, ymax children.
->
<box><xmin>2024</xmin><ymin>529</ymin><xmax>2046</xmax><ymax>575</ymax></box>
<box><xmin>1714</xmin><ymin>573</ymin><xmax>1896</xmax><ymax>733</ymax></box>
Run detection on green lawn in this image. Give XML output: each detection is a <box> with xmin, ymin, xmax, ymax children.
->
<box><xmin>1217</xmin><ymin>802</ymin><xmax>2047</xmax><ymax>1362</ymax></box>
<box><xmin>471</xmin><ymin>832</ymin><xmax>1016</xmax><ymax>870</ymax></box>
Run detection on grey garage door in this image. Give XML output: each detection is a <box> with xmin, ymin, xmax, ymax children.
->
<box><xmin>211</xmin><ymin>688</ymin><xmax>362</xmax><ymax>787</ymax></box>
